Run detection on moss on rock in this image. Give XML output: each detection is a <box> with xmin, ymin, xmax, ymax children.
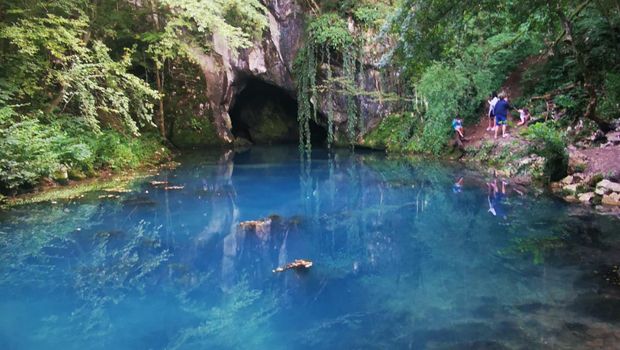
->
<box><xmin>170</xmin><ymin>115</ymin><xmax>225</xmax><ymax>148</ymax></box>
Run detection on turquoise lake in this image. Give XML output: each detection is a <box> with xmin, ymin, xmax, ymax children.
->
<box><xmin>1</xmin><ymin>147</ymin><xmax>619</xmax><ymax>349</ymax></box>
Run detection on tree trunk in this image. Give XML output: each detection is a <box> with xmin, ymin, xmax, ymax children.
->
<box><xmin>150</xmin><ymin>0</ymin><xmax>166</xmax><ymax>138</ymax></box>
<box><xmin>155</xmin><ymin>69</ymin><xmax>166</xmax><ymax>138</ymax></box>
<box><xmin>556</xmin><ymin>4</ymin><xmax>612</xmax><ymax>132</ymax></box>
<box><xmin>44</xmin><ymin>85</ymin><xmax>66</xmax><ymax>115</ymax></box>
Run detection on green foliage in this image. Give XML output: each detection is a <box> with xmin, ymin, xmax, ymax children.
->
<box><xmin>308</xmin><ymin>13</ymin><xmax>353</xmax><ymax>51</ymax></box>
<box><xmin>294</xmin><ymin>42</ymin><xmax>316</xmax><ymax>152</ymax></box>
<box><xmin>353</xmin><ymin>4</ymin><xmax>391</xmax><ymax>29</ymax></box>
<box><xmin>414</xmin><ymin>62</ymin><xmax>470</xmax><ymax>154</ymax></box>
<box><xmin>523</xmin><ymin>123</ymin><xmax>568</xmax><ymax>182</ymax></box>
<box><xmin>376</xmin><ymin>0</ymin><xmax>619</xmax><ymax>156</ymax></box>
<box><xmin>160</xmin><ymin>0</ymin><xmax>268</xmax><ymax>51</ymax></box>
<box><xmin>0</xmin><ymin>115</ymin><xmax>167</xmax><ymax>192</ymax></box>
<box><xmin>0</xmin><ymin>119</ymin><xmax>61</xmax><ymax>189</ymax></box>
<box><xmin>295</xmin><ymin>11</ymin><xmax>363</xmax><ymax>150</ymax></box>
<box><xmin>598</xmin><ymin>72</ymin><xmax>620</xmax><ymax>120</ymax></box>
<box><xmin>363</xmin><ymin>113</ymin><xmax>416</xmax><ymax>152</ymax></box>
<box><xmin>0</xmin><ymin>0</ymin><xmax>269</xmax><ymax>192</ymax></box>
<box><xmin>58</xmin><ymin>42</ymin><xmax>159</xmax><ymax>133</ymax></box>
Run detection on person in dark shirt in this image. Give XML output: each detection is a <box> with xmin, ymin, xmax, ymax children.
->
<box><xmin>493</xmin><ymin>92</ymin><xmax>513</xmax><ymax>139</ymax></box>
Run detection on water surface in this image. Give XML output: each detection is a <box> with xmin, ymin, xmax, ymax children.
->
<box><xmin>1</xmin><ymin>147</ymin><xmax>619</xmax><ymax>349</ymax></box>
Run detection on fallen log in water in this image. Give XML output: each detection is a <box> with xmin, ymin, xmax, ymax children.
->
<box><xmin>272</xmin><ymin>259</ymin><xmax>313</xmax><ymax>273</ymax></box>
<box><xmin>164</xmin><ymin>185</ymin><xmax>184</xmax><ymax>190</ymax></box>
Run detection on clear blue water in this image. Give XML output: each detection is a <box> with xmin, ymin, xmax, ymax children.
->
<box><xmin>1</xmin><ymin>147</ymin><xmax>619</xmax><ymax>349</ymax></box>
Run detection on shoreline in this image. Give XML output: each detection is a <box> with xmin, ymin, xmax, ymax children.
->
<box><xmin>3</xmin><ymin>144</ymin><xmax>619</xmax><ymax>216</ymax></box>
<box><xmin>1</xmin><ymin>159</ymin><xmax>179</xmax><ymax>209</ymax></box>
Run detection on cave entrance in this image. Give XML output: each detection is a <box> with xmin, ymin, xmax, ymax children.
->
<box><xmin>229</xmin><ymin>79</ymin><xmax>326</xmax><ymax>145</ymax></box>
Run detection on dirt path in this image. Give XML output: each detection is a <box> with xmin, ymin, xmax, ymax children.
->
<box><xmin>464</xmin><ymin>56</ymin><xmax>547</xmax><ymax>147</ymax></box>
<box><xmin>571</xmin><ymin>146</ymin><xmax>620</xmax><ymax>180</ymax></box>
<box><xmin>462</xmin><ymin>55</ymin><xmax>620</xmax><ymax>183</ymax></box>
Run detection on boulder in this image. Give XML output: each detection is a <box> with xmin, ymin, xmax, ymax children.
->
<box><xmin>601</xmin><ymin>192</ymin><xmax>620</xmax><ymax>206</ymax></box>
<box><xmin>52</xmin><ymin>165</ymin><xmax>69</xmax><ymax>184</ymax></box>
<box><xmin>564</xmin><ymin>195</ymin><xmax>581</xmax><ymax>203</ymax></box>
<box><xmin>572</xmin><ymin>173</ymin><xmax>587</xmax><ymax>183</ymax></box>
<box><xmin>606</xmin><ymin>131</ymin><xmax>620</xmax><ymax>144</ymax></box>
<box><xmin>596</xmin><ymin>179</ymin><xmax>620</xmax><ymax>194</ymax></box>
<box><xmin>560</xmin><ymin>175</ymin><xmax>575</xmax><ymax>186</ymax></box>
<box><xmin>68</xmin><ymin>168</ymin><xmax>87</xmax><ymax>181</ymax></box>
<box><xmin>578</xmin><ymin>192</ymin><xmax>596</xmax><ymax>204</ymax></box>
<box><xmin>563</xmin><ymin>183</ymin><xmax>579</xmax><ymax>194</ymax></box>
<box><xmin>233</xmin><ymin>137</ymin><xmax>253</xmax><ymax>149</ymax></box>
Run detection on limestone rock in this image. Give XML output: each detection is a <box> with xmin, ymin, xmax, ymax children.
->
<box><xmin>605</xmin><ymin>131</ymin><xmax>620</xmax><ymax>144</ymax></box>
<box><xmin>564</xmin><ymin>195</ymin><xmax>580</xmax><ymax>203</ymax></box>
<box><xmin>233</xmin><ymin>137</ymin><xmax>253</xmax><ymax>149</ymax></box>
<box><xmin>596</xmin><ymin>179</ymin><xmax>620</xmax><ymax>194</ymax></box>
<box><xmin>572</xmin><ymin>172</ymin><xmax>587</xmax><ymax>183</ymax></box>
<box><xmin>602</xmin><ymin>192</ymin><xmax>620</xmax><ymax>206</ymax></box>
<box><xmin>560</xmin><ymin>175</ymin><xmax>575</xmax><ymax>186</ymax></box>
<box><xmin>550</xmin><ymin>181</ymin><xmax>563</xmax><ymax>192</ymax></box>
<box><xmin>52</xmin><ymin>165</ymin><xmax>68</xmax><ymax>183</ymax></box>
<box><xmin>181</xmin><ymin>0</ymin><xmax>397</xmax><ymax>144</ymax></box>
<box><xmin>578</xmin><ymin>192</ymin><xmax>596</xmax><ymax>204</ymax></box>
<box><xmin>563</xmin><ymin>183</ymin><xmax>579</xmax><ymax>194</ymax></box>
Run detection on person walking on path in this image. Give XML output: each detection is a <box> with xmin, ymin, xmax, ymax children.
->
<box><xmin>487</xmin><ymin>92</ymin><xmax>499</xmax><ymax>131</ymax></box>
<box><xmin>493</xmin><ymin>92</ymin><xmax>512</xmax><ymax>139</ymax></box>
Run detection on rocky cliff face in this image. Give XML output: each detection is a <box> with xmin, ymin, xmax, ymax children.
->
<box><xmin>170</xmin><ymin>0</ymin><xmax>396</xmax><ymax>147</ymax></box>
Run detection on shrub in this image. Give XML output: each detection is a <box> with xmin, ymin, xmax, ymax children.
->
<box><xmin>523</xmin><ymin>123</ymin><xmax>568</xmax><ymax>182</ymax></box>
<box><xmin>0</xmin><ymin>115</ymin><xmax>167</xmax><ymax>192</ymax></box>
<box><xmin>363</xmin><ymin>113</ymin><xmax>417</xmax><ymax>152</ymax></box>
<box><xmin>0</xmin><ymin>119</ymin><xmax>61</xmax><ymax>189</ymax></box>
<box><xmin>413</xmin><ymin>61</ymin><xmax>491</xmax><ymax>154</ymax></box>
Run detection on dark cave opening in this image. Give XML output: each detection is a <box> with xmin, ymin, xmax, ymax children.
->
<box><xmin>229</xmin><ymin>79</ymin><xmax>327</xmax><ymax>146</ymax></box>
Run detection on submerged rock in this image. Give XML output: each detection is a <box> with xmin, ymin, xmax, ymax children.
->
<box><xmin>238</xmin><ymin>218</ymin><xmax>272</xmax><ymax>239</ymax></box>
<box><xmin>163</xmin><ymin>185</ymin><xmax>184</xmax><ymax>190</ymax></box>
<box><xmin>149</xmin><ymin>180</ymin><xmax>169</xmax><ymax>186</ymax></box>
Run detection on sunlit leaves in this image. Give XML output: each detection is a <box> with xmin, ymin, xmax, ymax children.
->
<box><xmin>160</xmin><ymin>0</ymin><xmax>268</xmax><ymax>50</ymax></box>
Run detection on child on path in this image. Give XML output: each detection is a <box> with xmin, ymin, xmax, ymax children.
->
<box><xmin>487</xmin><ymin>92</ymin><xmax>499</xmax><ymax>131</ymax></box>
<box><xmin>452</xmin><ymin>115</ymin><xmax>464</xmax><ymax>139</ymax></box>
<box><xmin>517</xmin><ymin>108</ymin><xmax>530</xmax><ymax>126</ymax></box>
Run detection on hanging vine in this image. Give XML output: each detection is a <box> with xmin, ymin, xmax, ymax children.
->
<box><xmin>294</xmin><ymin>41</ymin><xmax>314</xmax><ymax>153</ymax></box>
<box><xmin>294</xmin><ymin>12</ymin><xmax>362</xmax><ymax>152</ymax></box>
<box><xmin>343</xmin><ymin>49</ymin><xmax>358</xmax><ymax>145</ymax></box>
<box><xmin>325</xmin><ymin>49</ymin><xmax>334</xmax><ymax>146</ymax></box>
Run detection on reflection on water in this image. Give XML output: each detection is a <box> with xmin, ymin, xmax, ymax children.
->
<box><xmin>1</xmin><ymin>147</ymin><xmax>619</xmax><ymax>349</ymax></box>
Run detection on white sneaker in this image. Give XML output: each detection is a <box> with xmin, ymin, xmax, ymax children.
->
<box><xmin>486</xmin><ymin>127</ymin><xmax>491</xmax><ymax>131</ymax></box>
